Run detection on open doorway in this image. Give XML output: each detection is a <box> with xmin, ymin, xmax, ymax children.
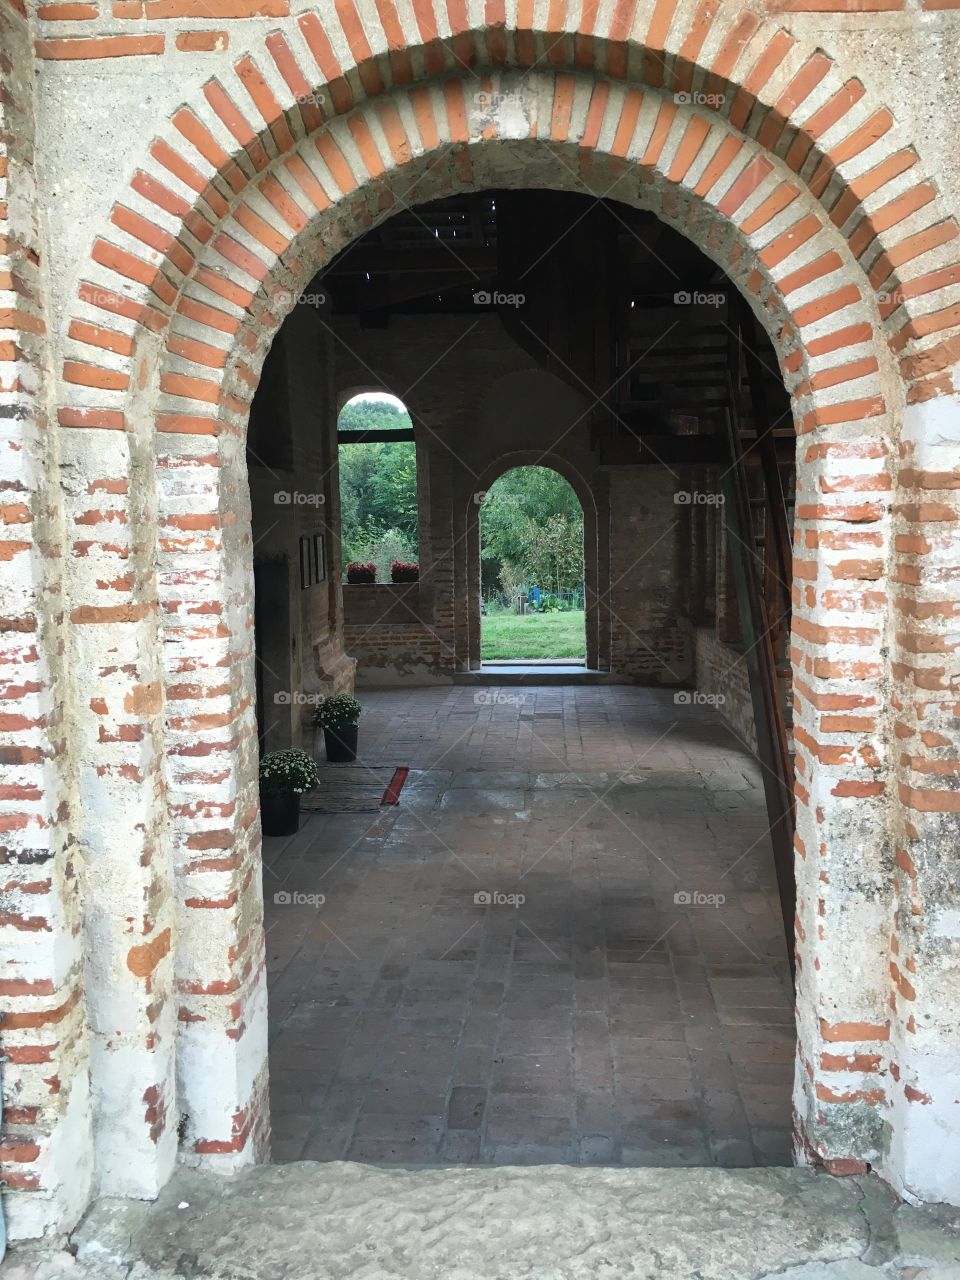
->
<box><xmin>259</xmin><ymin>183</ymin><xmax>796</xmax><ymax>1171</ymax></box>
<box><xmin>479</xmin><ymin>466</ymin><xmax>586</xmax><ymax>667</ymax></box>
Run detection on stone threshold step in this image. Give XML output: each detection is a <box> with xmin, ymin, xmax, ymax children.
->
<box><xmin>62</xmin><ymin>1163</ymin><xmax>959</xmax><ymax>1280</ymax></box>
<box><xmin>456</xmin><ymin>664</ymin><xmax>611</xmax><ymax>684</ymax></box>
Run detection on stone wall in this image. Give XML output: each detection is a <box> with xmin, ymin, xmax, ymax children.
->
<box><xmin>248</xmin><ymin>308</ymin><xmax>354</xmax><ymax>751</ymax></box>
<box><xmin>694</xmin><ymin>625</ymin><xmax>758</xmax><ymax>756</ymax></box>
<box><xmin>3</xmin><ymin>0</ymin><xmax>960</xmax><ymax>1235</ymax></box>
<box><xmin>0</xmin><ymin>0</ymin><xmax>93</xmax><ymax>1237</ymax></box>
<box><xmin>343</xmin><ymin>583</ymin><xmax>450</xmax><ymax>684</ymax></box>
<box><xmin>608</xmin><ymin>469</ymin><xmax>695</xmax><ymax>684</ymax></box>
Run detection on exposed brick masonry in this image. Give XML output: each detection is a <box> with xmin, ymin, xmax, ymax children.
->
<box><xmin>2</xmin><ymin>0</ymin><xmax>960</xmax><ymax>1238</ymax></box>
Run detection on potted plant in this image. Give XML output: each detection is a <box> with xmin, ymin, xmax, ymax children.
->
<box><xmin>312</xmin><ymin>693</ymin><xmax>362</xmax><ymax>763</ymax></box>
<box><xmin>259</xmin><ymin>748</ymin><xmax>318</xmax><ymax>837</ymax></box>
<box><xmin>390</xmin><ymin>559</ymin><xmax>419</xmax><ymax>583</ymax></box>
<box><xmin>346</xmin><ymin>561</ymin><xmax>376</xmax><ymax>584</ymax></box>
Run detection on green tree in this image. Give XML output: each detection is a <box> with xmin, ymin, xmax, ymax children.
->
<box><xmin>337</xmin><ymin>396</ymin><xmax>419</xmax><ymax>574</ymax></box>
<box><xmin>522</xmin><ymin>512</ymin><xmax>584</xmax><ymax>596</ymax></box>
<box><xmin>480</xmin><ymin>466</ymin><xmax>584</xmax><ymax>598</ymax></box>
<box><xmin>338</xmin><ymin>396</ymin><xmax>411</xmax><ymax>435</ymax></box>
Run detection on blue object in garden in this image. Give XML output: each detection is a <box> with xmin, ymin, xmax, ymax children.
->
<box><xmin>528</xmin><ymin>585</ymin><xmax>541</xmax><ymax>611</ymax></box>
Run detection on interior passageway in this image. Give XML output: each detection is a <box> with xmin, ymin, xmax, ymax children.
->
<box><xmin>264</xmin><ymin>687</ymin><xmax>793</xmax><ymax>1168</ymax></box>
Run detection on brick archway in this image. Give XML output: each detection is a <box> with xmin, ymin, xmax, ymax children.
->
<box><xmin>10</xmin><ymin>10</ymin><xmax>960</xmax><ymax>1238</ymax></box>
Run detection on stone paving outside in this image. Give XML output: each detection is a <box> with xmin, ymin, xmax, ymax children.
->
<box><xmin>263</xmin><ymin>686</ymin><xmax>794</xmax><ymax>1169</ymax></box>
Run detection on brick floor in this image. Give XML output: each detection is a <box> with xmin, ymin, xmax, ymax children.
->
<box><xmin>264</xmin><ymin>686</ymin><xmax>795</xmax><ymax>1168</ymax></box>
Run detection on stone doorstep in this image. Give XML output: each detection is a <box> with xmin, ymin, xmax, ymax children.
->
<box><xmin>5</xmin><ymin>1166</ymin><xmax>956</xmax><ymax>1280</ymax></box>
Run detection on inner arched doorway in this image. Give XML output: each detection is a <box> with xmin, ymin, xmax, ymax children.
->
<box><xmin>478</xmin><ymin>465</ymin><xmax>587</xmax><ymax>668</ymax></box>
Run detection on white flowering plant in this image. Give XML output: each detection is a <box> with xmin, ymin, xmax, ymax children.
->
<box><xmin>259</xmin><ymin>748</ymin><xmax>318</xmax><ymax>794</ymax></box>
<box><xmin>311</xmin><ymin>694</ymin><xmax>362</xmax><ymax>730</ymax></box>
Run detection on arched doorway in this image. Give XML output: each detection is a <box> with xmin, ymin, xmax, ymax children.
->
<box><xmin>478</xmin><ymin>465</ymin><xmax>587</xmax><ymax>670</ymax></box>
<box><xmin>58</xmin><ymin>110</ymin><xmax>911</xmax><ymax>1187</ymax></box>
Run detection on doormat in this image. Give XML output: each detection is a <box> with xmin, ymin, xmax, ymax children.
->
<box><xmin>300</xmin><ymin>766</ymin><xmax>395</xmax><ymax>814</ymax></box>
<box><xmin>381</xmin><ymin>766</ymin><xmax>409</xmax><ymax>806</ymax></box>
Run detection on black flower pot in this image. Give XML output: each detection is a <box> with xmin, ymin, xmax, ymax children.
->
<box><xmin>324</xmin><ymin>724</ymin><xmax>359</xmax><ymax>763</ymax></box>
<box><xmin>260</xmin><ymin>789</ymin><xmax>300</xmax><ymax>837</ymax></box>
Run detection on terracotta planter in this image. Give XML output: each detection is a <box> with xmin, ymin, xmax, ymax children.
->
<box><xmin>260</xmin><ymin>789</ymin><xmax>300</xmax><ymax>836</ymax></box>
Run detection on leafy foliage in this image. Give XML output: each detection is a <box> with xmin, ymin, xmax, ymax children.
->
<box><xmin>338</xmin><ymin>397</ymin><xmax>411</xmax><ymax>435</ymax></box>
<box><xmin>338</xmin><ymin>397</ymin><xmax>419</xmax><ymax>580</ymax></box>
<box><xmin>480</xmin><ymin>467</ymin><xmax>584</xmax><ymax>600</ymax></box>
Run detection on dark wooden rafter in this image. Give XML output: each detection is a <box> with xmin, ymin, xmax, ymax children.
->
<box><xmin>337</xmin><ymin>429</ymin><xmax>416</xmax><ymax>443</ymax></box>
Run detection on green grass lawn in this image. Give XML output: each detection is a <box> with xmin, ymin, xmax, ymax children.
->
<box><xmin>481</xmin><ymin>609</ymin><xmax>586</xmax><ymax>660</ymax></box>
